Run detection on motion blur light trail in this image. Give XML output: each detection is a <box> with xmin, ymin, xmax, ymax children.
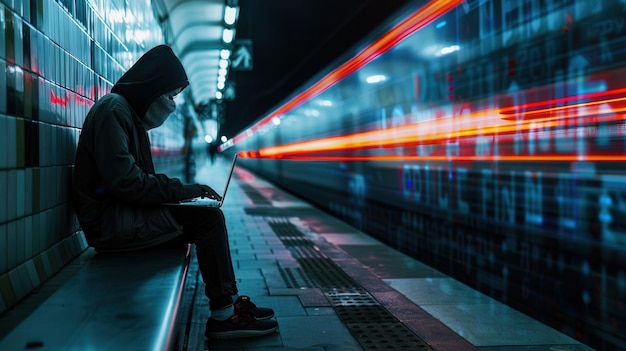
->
<box><xmin>229</xmin><ymin>0</ymin><xmax>464</xmax><ymax>147</ymax></box>
<box><xmin>223</xmin><ymin>1</ymin><xmax>626</xmax><ymax>349</ymax></box>
<box><xmin>251</xmin><ymin>87</ymin><xmax>626</xmax><ymax>161</ymax></box>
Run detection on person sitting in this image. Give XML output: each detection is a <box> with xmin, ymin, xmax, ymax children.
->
<box><xmin>72</xmin><ymin>44</ymin><xmax>278</xmax><ymax>339</ymax></box>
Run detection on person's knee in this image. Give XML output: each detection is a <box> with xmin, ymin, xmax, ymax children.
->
<box><xmin>214</xmin><ymin>208</ymin><xmax>226</xmax><ymax>224</ymax></box>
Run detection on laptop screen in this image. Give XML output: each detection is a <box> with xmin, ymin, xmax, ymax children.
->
<box><xmin>218</xmin><ymin>154</ymin><xmax>238</xmax><ymax>206</ymax></box>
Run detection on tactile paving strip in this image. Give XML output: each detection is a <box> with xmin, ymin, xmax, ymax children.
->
<box><xmin>277</xmin><ymin>266</ymin><xmax>316</xmax><ymax>288</ymax></box>
<box><xmin>238</xmin><ymin>184</ymin><xmax>273</xmax><ymax>205</ymax></box>
<box><xmin>267</xmin><ymin>218</ymin><xmax>433</xmax><ymax>350</ymax></box>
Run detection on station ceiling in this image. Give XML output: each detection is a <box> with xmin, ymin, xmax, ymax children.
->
<box><xmin>152</xmin><ymin>0</ymin><xmax>414</xmax><ymax>138</ymax></box>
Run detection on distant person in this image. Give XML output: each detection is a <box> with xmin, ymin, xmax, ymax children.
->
<box><xmin>182</xmin><ymin>110</ymin><xmax>198</xmax><ymax>182</ymax></box>
<box><xmin>72</xmin><ymin>45</ymin><xmax>278</xmax><ymax>339</ymax></box>
<box><xmin>208</xmin><ymin>141</ymin><xmax>218</xmax><ymax>164</ymax></box>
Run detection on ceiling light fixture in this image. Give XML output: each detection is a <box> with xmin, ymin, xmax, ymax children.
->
<box><xmin>366</xmin><ymin>75</ymin><xmax>387</xmax><ymax>83</ymax></box>
<box><xmin>222</xmin><ymin>28</ymin><xmax>234</xmax><ymax>43</ymax></box>
<box><xmin>224</xmin><ymin>6</ymin><xmax>239</xmax><ymax>26</ymax></box>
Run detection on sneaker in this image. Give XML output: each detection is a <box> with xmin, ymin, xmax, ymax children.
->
<box><xmin>205</xmin><ymin>314</ymin><xmax>279</xmax><ymax>339</ymax></box>
<box><xmin>234</xmin><ymin>295</ymin><xmax>275</xmax><ymax>320</ymax></box>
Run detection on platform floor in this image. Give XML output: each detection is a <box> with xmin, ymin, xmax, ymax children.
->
<box><xmin>181</xmin><ymin>156</ymin><xmax>594</xmax><ymax>351</ymax></box>
<box><xmin>0</xmin><ymin>155</ymin><xmax>596</xmax><ymax>351</ymax></box>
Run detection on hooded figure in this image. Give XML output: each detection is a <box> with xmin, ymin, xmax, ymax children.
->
<box><xmin>72</xmin><ymin>46</ymin><xmax>279</xmax><ymax>339</ymax></box>
<box><xmin>73</xmin><ymin>45</ymin><xmax>206</xmax><ymax>252</ymax></box>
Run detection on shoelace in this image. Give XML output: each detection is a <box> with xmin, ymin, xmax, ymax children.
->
<box><xmin>235</xmin><ymin>297</ymin><xmax>258</xmax><ymax>313</ymax></box>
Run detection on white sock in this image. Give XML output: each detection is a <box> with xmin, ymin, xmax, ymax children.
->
<box><xmin>211</xmin><ymin>304</ymin><xmax>234</xmax><ymax>321</ymax></box>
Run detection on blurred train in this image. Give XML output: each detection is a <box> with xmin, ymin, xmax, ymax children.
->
<box><xmin>220</xmin><ymin>0</ymin><xmax>626</xmax><ymax>349</ymax></box>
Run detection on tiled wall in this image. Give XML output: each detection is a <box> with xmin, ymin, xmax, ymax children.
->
<box><xmin>0</xmin><ymin>0</ymin><xmax>167</xmax><ymax>314</ymax></box>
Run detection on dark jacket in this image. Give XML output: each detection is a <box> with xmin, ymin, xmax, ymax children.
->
<box><xmin>73</xmin><ymin>45</ymin><xmax>192</xmax><ymax>252</ymax></box>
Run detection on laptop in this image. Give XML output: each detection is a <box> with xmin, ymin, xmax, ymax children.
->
<box><xmin>168</xmin><ymin>155</ymin><xmax>238</xmax><ymax>208</ymax></box>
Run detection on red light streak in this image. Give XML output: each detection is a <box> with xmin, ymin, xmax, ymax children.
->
<box><xmin>499</xmin><ymin>87</ymin><xmax>626</xmax><ymax>120</ymax></box>
<box><xmin>228</xmin><ymin>0</ymin><xmax>464</xmax><ymax>148</ymax></box>
<box><xmin>249</xmin><ymin>155</ymin><xmax>626</xmax><ymax>162</ymax></box>
<box><xmin>255</xmin><ymin>90</ymin><xmax>626</xmax><ymax>158</ymax></box>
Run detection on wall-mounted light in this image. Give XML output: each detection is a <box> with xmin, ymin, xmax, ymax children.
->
<box><xmin>220</xmin><ymin>49</ymin><xmax>231</xmax><ymax>59</ymax></box>
<box><xmin>366</xmin><ymin>74</ymin><xmax>387</xmax><ymax>84</ymax></box>
<box><xmin>317</xmin><ymin>99</ymin><xmax>333</xmax><ymax>107</ymax></box>
<box><xmin>216</xmin><ymin>91</ymin><xmax>223</xmax><ymax>99</ymax></box>
<box><xmin>437</xmin><ymin>45</ymin><xmax>460</xmax><ymax>56</ymax></box>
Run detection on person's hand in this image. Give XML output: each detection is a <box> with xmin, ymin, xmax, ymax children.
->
<box><xmin>199</xmin><ymin>184</ymin><xmax>222</xmax><ymax>202</ymax></box>
<box><xmin>181</xmin><ymin>184</ymin><xmax>220</xmax><ymax>201</ymax></box>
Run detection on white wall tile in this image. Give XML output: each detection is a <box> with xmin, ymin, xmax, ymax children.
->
<box><xmin>38</xmin><ymin>122</ymin><xmax>48</xmax><ymax>167</ymax></box>
<box><xmin>16</xmin><ymin>218</ymin><xmax>25</xmax><ymax>265</ymax></box>
<box><xmin>6</xmin><ymin>117</ymin><xmax>16</xmax><ymax>168</ymax></box>
<box><xmin>25</xmin><ymin>260</ymin><xmax>39</xmax><ymax>288</ymax></box>
<box><xmin>39</xmin><ymin>211</ymin><xmax>48</xmax><ymax>250</ymax></box>
<box><xmin>0</xmin><ymin>171</ymin><xmax>6</xmax><ymax>224</ymax></box>
<box><xmin>25</xmin><ymin>216</ymin><xmax>32</xmax><ymax>260</ymax></box>
<box><xmin>17</xmin><ymin>264</ymin><xmax>33</xmax><ymax>299</ymax></box>
<box><xmin>0</xmin><ymin>64</ymin><xmax>6</xmax><ymax>114</ymax></box>
<box><xmin>12</xmin><ymin>12</ymin><xmax>24</xmax><ymax>68</ymax></box>
<box><xmin>7</xmin><ymin>170</ymin><xmax>17</xmax><ymax>222</ymax></box>
<box><xmin>6</xmin><ymin>221</ymin><xmax>16</xmax><ymax>270</ymax></box>
<box><xmin>32</xmin><ymin>212</ymin><xmax>41</xmax><ymax>254</ymax></box>
<box><xmin>0</xmin><ymin>4</ymin><xmax>5</xmax><ymax>59</ymax></box>
<box><xmin>0</xmin><ymin>116</ymin><xmax>6</xmax><ymax>168</ymax></box>
<box><xmin>8</xmin><ymin>267</ymin><xmax>26</xmax><ymax>301</ymax></box>
<box><xmin>38</xmin><ymin>167</ymin><xmax>47</xmax><ymax>211</ymax></box>
<box><xmin>16</xmin><ymin>169</ymin><xmax>25</xmax><ymax>218</ymax></box>
<box><xmin>0</xmin><ymin>224</ymin><xmax>7</xmax><ymax>274</ymax></box>
<box><xmin>24</xmin><ymin>168</ymin><xmax>32</xmax><ymax>215</ymax></box>
<box><xmin>45</xmin><ymin>209</ymin><xmax>53</xmax><ymax>245</ymax></box>
<box><xmin>51</xmin><ymin>124</ymin><xmax>58</xmax><ymax>166</ymax></box>
<box><xmin>12</xmin><ymin>0</ymin><xmax>23</xmax><ymax>18</ymax></box>
<box><xmin>59</xmin><ymin>166</ymin><xmax>67</xmax><ymax>204</ymax></box>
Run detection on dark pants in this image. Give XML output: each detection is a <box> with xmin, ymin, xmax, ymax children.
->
<box><xmin>168</xmin><ymin>206</ymin><xmax>238</xmax><ymax>311</ymax></box>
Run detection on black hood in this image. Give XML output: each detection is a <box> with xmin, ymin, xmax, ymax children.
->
<box><xmin>111</xmin><ymin>45</ymin><xmax>188</xmax><ymax>118</ymax></box>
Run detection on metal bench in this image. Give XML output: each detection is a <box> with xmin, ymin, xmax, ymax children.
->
<box><xmin>0</xmin><ymin>244</ymin><xmax>192</xmax><ymax>351</ymax></box>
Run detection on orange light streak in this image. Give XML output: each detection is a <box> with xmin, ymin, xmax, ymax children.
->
<box><xmin>252</xmin><ymin>155</ymin><xmax>626</xmax><ymax>162</ymax></box>
<box><xmin>498</xmin><ymin>86</ymin><xmax>626</xmax><ymax>116</ymax></box>
<box><xmin>500</xmin><ymin>94</ymin><xmax>626</xmax><ymax>120</ymax></box>
<box><xmin>228</xmin><ymin>0</ymin><xmax>464</xmax><ymax>148</ymax></box>
<box><xmin>258</xmin><ymin>91</ymin><xmax>626</xmax><ymax>158</ymax></box>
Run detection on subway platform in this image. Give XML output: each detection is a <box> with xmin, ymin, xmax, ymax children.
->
<box><xmin>180</xmin><ymin>156</ymin><xmax>593</xmax><ymax>351</ymax></box>
<box><xmin>0</xmin><ymin>155</ymin><xmax>595</xmax><ymax>351</ymax></box>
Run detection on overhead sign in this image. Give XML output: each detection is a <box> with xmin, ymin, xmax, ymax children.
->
<box><xmin>231</xmin><ymin>39</ymin><xmax>253</xmax><ymax>71</ymax></box>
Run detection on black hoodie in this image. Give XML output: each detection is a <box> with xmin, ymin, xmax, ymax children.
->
<box><xmin>73</xmin><ymin>45</ymin><xmax>196</xmax><ymax>252</ymax></box>
<box><xmin>112</xmin><ymin>45</ymin><xmax>189</xmax><ymax>118</ymax></box>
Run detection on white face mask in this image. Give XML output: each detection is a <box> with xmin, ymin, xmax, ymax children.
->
<box><xmin>143</xmin><ymin>94</ymin><xmax>176</xmax><ymax>130</ymax></box>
